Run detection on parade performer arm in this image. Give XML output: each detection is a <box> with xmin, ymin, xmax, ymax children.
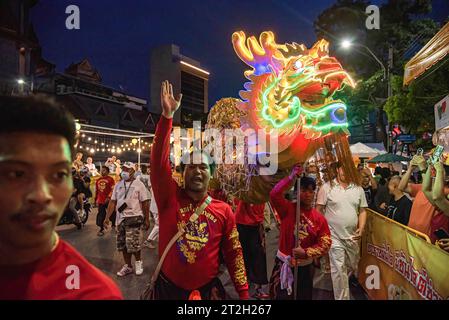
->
<box><xmin>432</xmin><ymin>161</ymin><xmax>449</xmax><ymax>217</ymax></box>
<box><xmin>269</xmin><ymin>165</ymin><xmax>302</xmax><ymax>219</ymax></box>
<box><xmin>221</xmin><ymin>206</ymin><xmax>249</xmax><ymax>300</ymax></box>
<box><xmin>304</xmin><ymin>217</ymin><xmax>332</xmax><ymax>259</ymax></box>
<box><xmin>150</xmin><ymin>81</ymin><xmax>182</xmax><ymax>214</ymax></box>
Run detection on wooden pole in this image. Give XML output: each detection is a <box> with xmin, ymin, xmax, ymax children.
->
<box><xmin>293</xmin><ymin>176</ymin><xmax>301</xmax><ymax>300</ymax></box>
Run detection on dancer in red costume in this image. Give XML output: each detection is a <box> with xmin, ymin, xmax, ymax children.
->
<box><xmin>147</xmin><ymin>81</ymin><xmax>249</xmax><ymax>300</ymax></box>
<box><xmin>269</xmin><ymin>165</ymin><xmax>331</xmax><ymax>300</ymax></box>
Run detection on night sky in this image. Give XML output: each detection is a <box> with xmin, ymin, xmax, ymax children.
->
<box><xmin>31</xmin><ymin>0</ymin><xmax>448</xmax><ymax>109</ymax></box>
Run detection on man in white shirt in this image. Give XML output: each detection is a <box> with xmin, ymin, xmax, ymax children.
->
<box><xmin>316</xmin><ymin>162</ymin><xmax>367</xmax><ymax>300</ymax></box>
<box><xmin>104</xmin><ymin>161</ymin><xmax>150</xmax><ymax>277</ymax></box>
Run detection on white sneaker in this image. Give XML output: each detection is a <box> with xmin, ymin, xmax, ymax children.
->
<box><xmin>135</xmin><ymin>260</ymin><xmax>144</xmax><ymax>275</ymax></box>
<box><xmin>117</xmin><ymin>264</ymin><xmax>133</xmax><ymax>277</ymax></box>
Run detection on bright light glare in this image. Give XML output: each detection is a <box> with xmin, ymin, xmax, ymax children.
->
<box><xmin>341</xmin><ymin>40</ymin><xmax>352</xmax><ymax>49</ymax></box>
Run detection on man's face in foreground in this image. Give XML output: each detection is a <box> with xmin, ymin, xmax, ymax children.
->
<box><xmin>0</xmin><ymin>132</ymin><xmax>73</xmax><ymax>251</ymax></box>
<box><xmin>183</xmin><ymin>154</ymin><xmax>211</xmax><ymax>193</ymax></box>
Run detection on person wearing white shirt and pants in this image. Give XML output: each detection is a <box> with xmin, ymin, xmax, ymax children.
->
<box><xmin>104</xmin><ymin>161</ymin><xmax>150</xmax><ymax>276</ymax></box>
<box><xmin>316</xmin><ymin>162</ymin><xmax>367</xmax><ymax>300</ymax></box>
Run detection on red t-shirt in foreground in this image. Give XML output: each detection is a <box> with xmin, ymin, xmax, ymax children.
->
<box><xmin>0</xmin><ymin>239</ymin><xmax>123</xmax><ymax>300</ymax></box>
<box><xmin>234</xmin><ymin>200</ymin><xmax>265</xmax><ymax>226</ymax></box>
<box><xmin>95</xmin><ymin>175</ymin><xmax>115</xmax><ymax>205</ymax></box>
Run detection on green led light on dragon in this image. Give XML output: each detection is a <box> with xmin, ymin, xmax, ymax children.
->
<box><xmin>261</xmin><ymin>78</ymin><xmax>301</xmax><ymax>128</ymax></box>
<box><xmin>303</xmin><ymin>122</ymin><xmax>348</xmax><ymax>131</ymax></box>
<box><xmin>261</xmin><ymin>76</ymin><xmax>348</xmax><ymax>130</ymax></box>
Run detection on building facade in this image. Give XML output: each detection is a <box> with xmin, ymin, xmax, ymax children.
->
<box><xmin>150</xmin><ymin>44</ymin><xmax>209</xmax><ymax>127</ymax></box>
<box><xmin>0</xmin><ymin>0</ymin><xmax>54</xmax><ymax>95</ymax></box>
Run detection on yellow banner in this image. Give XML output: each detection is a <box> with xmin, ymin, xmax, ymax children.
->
<box><xmin>358</xmin><ymin>210</ymin><xmax>449</xmax><ymax>300</ymax></box>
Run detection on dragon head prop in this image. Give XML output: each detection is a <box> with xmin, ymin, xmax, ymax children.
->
<box><xmin>232</xmin><ymin>31</ymin><xmax>356</xmax><ymax>149</ymax></box>
<box><xmin>206</xmin><ymin>31</ymin><xmax>359</xmax><ymax>203</ymax></box>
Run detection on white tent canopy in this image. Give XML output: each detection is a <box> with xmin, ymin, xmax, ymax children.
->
<box><xmin>350</xmin><ymin>142</ymin><xmax>382</xmax><ymax>158</ymax></box>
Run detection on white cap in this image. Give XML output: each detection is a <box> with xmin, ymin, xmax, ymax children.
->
<box><xmin>122</xmin><ymin>161</ymin><xmax>135</xmax><ymax>169</ymax></box>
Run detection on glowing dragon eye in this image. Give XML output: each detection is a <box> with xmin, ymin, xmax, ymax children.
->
<box><xmin>294</xmin><ymin>60</ymin><xmax>303</xmax><ymax>71</ymax></box>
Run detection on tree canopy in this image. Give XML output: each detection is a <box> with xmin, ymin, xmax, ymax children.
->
<box><xmin>314</xmin><ymin>0</ymin><xmax>446</xmax><ymax>148</ymax></box>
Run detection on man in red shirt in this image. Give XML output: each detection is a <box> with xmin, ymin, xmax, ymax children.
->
<box><xmin>235</xmin><ymin>200</ymin><xmax>269</xmax><ymax>299</ymax></box>
<box><xmin>0</xmin><ymin>95</ymin><xmax>122</xmax><ymax>300</ymax></box>
<box><xmin>269</xmin><ymin>165</ymin><xmax>331</xmax><ymax>300</ymax></box>
<box><xmin>95</xmin><ymin>166</ymin><xmax>115</xmax><ymax>236</ymax></box>
<box><xmin>147</xmin><ymin>81</ymin><xmax>249</xmax><ymax>300</ymax></box>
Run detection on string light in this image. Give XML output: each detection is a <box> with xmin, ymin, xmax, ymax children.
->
<box><xmin>94</xmin><ymin>140</ymin><xmax>98</xmax><ymax>144</ymax></box>
<box><xmin>101</xmin><ymin>142</ymin><xmax>104</xmax><ymax>146</ymax></box>
<box><xmin>88</xmin><ymin>137</ymin><xmax>92</xmax><ymax>141</ymax></box>
<box><xmin>90</xmin><ymin>148</ymin><xmax>95</xmax><ymax>154</ymax></box>
<box><xmin>82</xmin><ymin>134</ymin><xmax>86</xmax><ymax>138</ymax></box>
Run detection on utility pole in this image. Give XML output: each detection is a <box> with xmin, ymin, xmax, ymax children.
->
<box><xmin>386</xmin><ymin>46</ymin><xmax>394</xmax><ymax>153</ymax></box>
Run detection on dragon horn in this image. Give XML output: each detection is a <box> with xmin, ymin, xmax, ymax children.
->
<box><xmin>309</xmin><ymin>39</ymin><xmax>330</xmax><ymax>58</ymax></box>
<box><xmin>232</xmin><ymin>31</ymin><xmax>279</xmax><ymax>70</ymax></box>
<box><xmin>232</xmin><ymin>31</ymin><xmax>254</xmax><ymax>63</ymax></box>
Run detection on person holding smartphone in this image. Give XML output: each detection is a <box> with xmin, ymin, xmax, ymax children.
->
<box><xmin>104</xmin><ymin>161</ymin><xmax>150</xmax><ymax>276</ymax></box>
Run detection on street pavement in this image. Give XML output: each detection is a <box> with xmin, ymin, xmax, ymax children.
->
<box><xmin>57</xmin><ymin>208</ymin><xmax>367</xmax><ymax>300</ymax></box>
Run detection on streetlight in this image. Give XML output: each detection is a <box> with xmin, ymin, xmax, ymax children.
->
<box><xmin>17</xmin><ymin>79</ymin><xmax>25</xmax><ymax>85</ymax></box>
<box><xmin>340</xmin><ymin>39</ymin><xmax>386</xmax><ymax>80</ymax></box>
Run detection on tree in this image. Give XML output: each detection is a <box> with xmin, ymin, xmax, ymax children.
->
<box><xmin>314</xmin><ymin>0</ymin><xmax>440</xmax><ymax>148</ymax></box>
<box><xmin>385</xmin><ymin>59</ymin><xmax>449</xmax><ymax>148</ymax></box>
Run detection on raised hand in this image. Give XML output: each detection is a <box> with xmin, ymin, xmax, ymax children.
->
<box><xmin>410</xmin><ymin>154</ymin><xmax>426</xmax><ymax>171</ymax></box>
<box><xmin>161</xmin><ymin>80</ymin><xmax>182</xmax><ymax>119</ymax></box>
<box><xmin>289</xmin><ymin>164</ymin><xmax>303</xmax><ymax>179</ymax></box>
